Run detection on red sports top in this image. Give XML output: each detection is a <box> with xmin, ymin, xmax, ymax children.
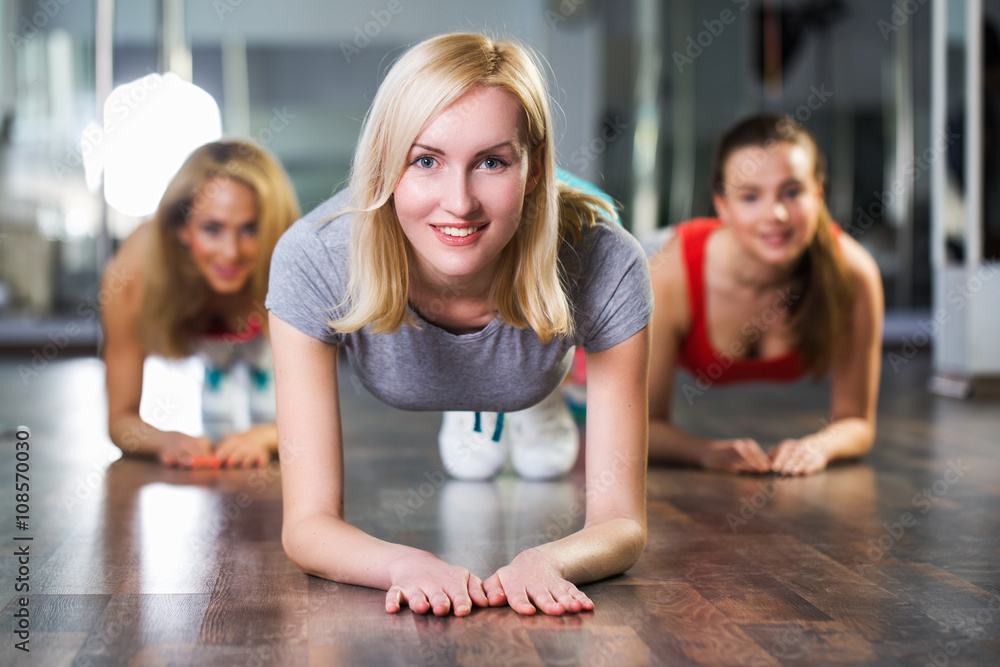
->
<box><xmin>202</xmin><ymin>313</ymin><xmax>263</xmax><ymax>343</ymax></box>
<box><xmin>675</xmin><ymin>218</ymin><xmax>807</xmax><ymax>385</ymax></box>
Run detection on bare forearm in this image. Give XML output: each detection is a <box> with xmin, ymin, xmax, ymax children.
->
<box><xmin>282</xmin><ymin>514</ymin><xmax>430</xmax><ymax>590</ymax></box>
<box><xmin>649</xmin><ymin>418</ymin><xmax>716</xmax><ymax>465</ymax></box>
<box><xmin>530</xmin><ymin>517</ymin><xmax>646</xmax><ymax>585</ymax></box>
<box><xmin>815</xmin><ymin>417</ymin><xmax>875</xmax><ymax>463</ymax></box>
<box><xmin>109</xmin><ymin>413</ymin><xmax>169</xmax><ymax>457</ymax></box>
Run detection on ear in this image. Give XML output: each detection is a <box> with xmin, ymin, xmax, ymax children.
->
<box><xmin>177</xmin><ymin>222</ymin><xmax>192</xmax><ymax>247</ymax></box>
<box><xmin>815</xmin><ymin>180</ymin><xmax>826</xmax><ymax>203</ymax></box>
<box><xmin>524</xmin><ymin>143</ymin><xmax>544</xmax><ymax>196</ymax></box>
<box><xmin>712</xmin><ymin>190</ymin><xmax>730</xmax><ymax>222</ymax></box>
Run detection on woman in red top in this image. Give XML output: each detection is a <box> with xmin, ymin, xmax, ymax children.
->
<box><xmin>647</xmin><ymin>114</ymin><xmax>883</xmax><ymax>475</ymax></box>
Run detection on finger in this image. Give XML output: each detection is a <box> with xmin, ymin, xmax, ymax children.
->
<box><xmin>553</xmin><ymin>588</ymin><xmax>583</xmax><ymax>613</ymax></box>
<box><xmin>737</xmin><ymin>440</ymin><xmax>771</xmax><ymax>472</ymax></box>
<box><xmin>385</xmin><ymin>586</ymin><xmax>403</xmax><ymax>614</ymax></box>
<box><xmin>575</xmin><ymin>591</ymin><xmax>595</xmax><ymax>611</ymax></box>
<box><xmin>482</xmin><ymin>574</ymin><xmax>507</xmax><ymax>607</ymax></box>
<box><xmin>400</xmin><ymin>587</ymin><xmax>431</xmax><ymax>615</ymax></box>
<box><xmin>768</xmin><ymin>442</ymin><xmax>793</xmax><ymax>472</ymax></box>
<box><xmin>529</xmin><ymin>588</ymin><xmax>566</xmax><ymax>616</ymax></box>
<box><xmin>195</xmin><ymin>437</ymin><xmax>214</xmax><ymax>455</ymax></box>
<box><xmin>505</xmin><ymin>586</ymin><xmax>537</xmax><ymax>616</ymax></box>
<box><xmin>467</xmin><ymin>574</ymin><xmax>490</xmax><ymax>610</ymax></box>
<box><xmin>428</xmin><ymin>592</ymin><xmax>452</xmax><ymax>616</ymax></box>
<box><xmin>444</xmin><ymin>577</ymin><xmax>474</xmax><ymax>617</ymax></box>
<box><xmin>555</xmin><ymin>586</ymin><xmax>593</xmax><ymax>613</ymax></box>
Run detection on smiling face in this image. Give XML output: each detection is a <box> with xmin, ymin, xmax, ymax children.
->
<box><xmin>392</xmin><ymin>84</ymin><xmax>540</xmax><ymax>290</ymax></box>
<box><xmin>713</xmin><ymin>141</ymin><xmax>824</xmax><ymax>269</ymax></box>
<box><xmin>178</xmin><ymin>176</ymin><xmax>260</xmax><ymax>295</ymax></box>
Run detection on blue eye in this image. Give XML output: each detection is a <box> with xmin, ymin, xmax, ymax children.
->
<box><xmin>202</xmin><ymin>223</ymin><xmax>222</xmax><ymax>235</ymax></box>
<box><xmin>413</xmin><ymin>156</ymin><xmax>437</xmax><ymax>169</ymax></box>
<box><xmin>240</xmin><ymin>223</ymin><xmax>258</xmax><ymax>237</ymax></box>
<box><xmin>480</xmin><ymin>157</ymin><xmax>507</xmax><ymax>170</ymax></box>
<box><xmin>741</xmin><ymin>194</ymin><xmax>757</xmax><ymax>203</ymax></box>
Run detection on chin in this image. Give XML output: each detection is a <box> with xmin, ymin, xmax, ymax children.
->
<box><xmin>205</xmin><ymin>276</ymin><xmax>252</xmax><ymax>295</ymax></box>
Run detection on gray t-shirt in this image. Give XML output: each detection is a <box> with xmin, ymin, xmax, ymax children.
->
<box><xmin>266</xmin><ymin>190</ymin><xmax>652</xmax><ymax>412</ymax></box>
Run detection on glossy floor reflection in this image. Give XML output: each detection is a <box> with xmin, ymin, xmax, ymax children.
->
<box><xmin>0</xmin><ymin>352</ymin><xmax>998</xmax><ymax>665</ymax></box>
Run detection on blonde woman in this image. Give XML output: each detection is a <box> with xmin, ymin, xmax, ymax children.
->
<box><xmin>647</xmin><ymin>114</ymin><xmax>884</xmax><ymax>475</ymax></box>
<box><xmin>267</xmin><ymin>33</ymin><xmax>651</xmax><ymax>616</ymax></box>
<box><xmin>102</xmin><ymin>140</ymin><xmax>300</xmax><ymax>468</ymax></box>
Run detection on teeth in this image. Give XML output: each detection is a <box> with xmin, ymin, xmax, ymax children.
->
<box><xmin>438</xmin><ymin>225</ymin><xmax>481</xmax><ymax>238</ymax></box>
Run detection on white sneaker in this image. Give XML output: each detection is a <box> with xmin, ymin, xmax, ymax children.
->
<box><xmin>507</xmin><ymin>389</ymin><xmax>580</xmax><ymax>480</ymax></box>
<box><xmin>202</xmin><ymin>365</ymin><xmax>238</xmax><ymax>442</ymax></box>
<box><xmin>249</xmin><ymin>366</ymin><xmax>276</xmax><ymax>424</ymax></box>
<box><xmin>438</xmin><ymin>411</ymin><xmax>509</xmax><ymax>481</ymax></box>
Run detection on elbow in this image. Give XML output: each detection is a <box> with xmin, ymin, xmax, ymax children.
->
<box><xmin>280</xmin><ymin>523</ymin><xmax>309</xmax><ymax>573</ymax></box>
<box><xmin>623</xmin><ymin>519</ymin><xmax>647</xmax><ymax>570</ymax></box>
<box><xmin>607</xmin><ymin>517</ymin><xmax>647</xmax><ymax>574</ymax></box>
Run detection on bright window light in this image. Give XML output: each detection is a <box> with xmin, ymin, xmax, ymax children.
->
<box><xmin>81</xmin><ymin>72</ymin><xmax>222</xmax><ymax>218</ymax></box>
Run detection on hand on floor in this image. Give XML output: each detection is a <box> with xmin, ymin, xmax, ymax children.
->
<box><xmin>158</xmin><ymin>432</ymin><xmax>215</xmax><ymax>468</ymax></box>
<box><xmin>699</xmin><ymin>438</ymin><xmax>772</xmax><ymax>474</ymax></box>
<box><xmin>769</xmin><ymin>436</ymin><xmax>828</xmax><ymax>476</ymax></box>
<box><xmin>214</xmin><ymin>425</ymin><xmax>273</xmax><ymax>468</ymax></box>
<box><xmin>384</xmin><ymin>552</ymin><xmax>489</xmax><ymax>616</ymax></box>
<box><xmin>484</xmin><ymin>550</ymin><xmax>594</xmax><ymax>616</ymax></box>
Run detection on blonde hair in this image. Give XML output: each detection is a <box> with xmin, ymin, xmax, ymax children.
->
<box><xmin>332</xmin><ymin>32</ymin><xmax>613</xmax><ymax>341</ymax></box>
<box><xmin>713</xmin><ymin>113</ymin><xmax>854</xmax><ymax>379</ymax></box>
<box><xmin>140</xmin><ymin>139</ymin><xmax>300</xmax><ymax>357</ymax></box>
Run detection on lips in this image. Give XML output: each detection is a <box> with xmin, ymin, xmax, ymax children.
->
<box><xmin>431</xmin><ymin>223</ymin><xmax>488</xmax><ymax>245</ymax></box>
<box><xmin>759</xmin><ymin>228</ymin><xmax>793</xmax><ymax>248</ymax></box>
<box><xmin>213</xmin><ymin>265</ymin><xmax>245</xmax><ymax>280</ymax></box>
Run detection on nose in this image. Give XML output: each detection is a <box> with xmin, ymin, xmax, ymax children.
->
<box><xmin>772</xmin><ymin>198</ymin><xmax>789</xmax><ymax>223</ymax></box>
<box><xmin>441</xmin><ymin>170</ymin><xmax>478</xmax><ymax>219</ymax></box>
<box><xmin>220</xmin><ymin>230</ymin><xmax>239</xmax><ymax>261</ymax></box>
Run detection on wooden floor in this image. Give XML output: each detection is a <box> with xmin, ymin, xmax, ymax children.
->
<box><xmin>1</xmin><ymin>350</ymin><xmax>998</xmax><ymax>666</ymax></box>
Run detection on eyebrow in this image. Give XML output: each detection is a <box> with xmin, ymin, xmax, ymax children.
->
<box><xmin>410</xmin><ymin>140</ymin><xmax>522</xmax><ymax>157</ymax></box>
<box><xmin>730</xmin><ymin>177</ymin><xmax>805</xmax><ymax>191</ymax></box>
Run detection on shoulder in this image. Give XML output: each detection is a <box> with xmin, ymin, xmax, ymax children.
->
<box><xmin>103</xmin><ymin>222</ymin><xmax>150</xmax><ymax>304</ymax></box>
<box><xmin>836</xmin><ymin>231</ymin><xmax>883</xmax><ymax>295</ymax></box>
<box><xmin>835</xmin><ymin>231</ymin><xmax>885</xmax><ymax>326</ymax></box>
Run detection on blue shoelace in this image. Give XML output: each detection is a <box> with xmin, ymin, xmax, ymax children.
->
<box><xmin>473</xmin><ymin>412</ymin><xmax>505</xmax><ymax>442</ymax></box>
